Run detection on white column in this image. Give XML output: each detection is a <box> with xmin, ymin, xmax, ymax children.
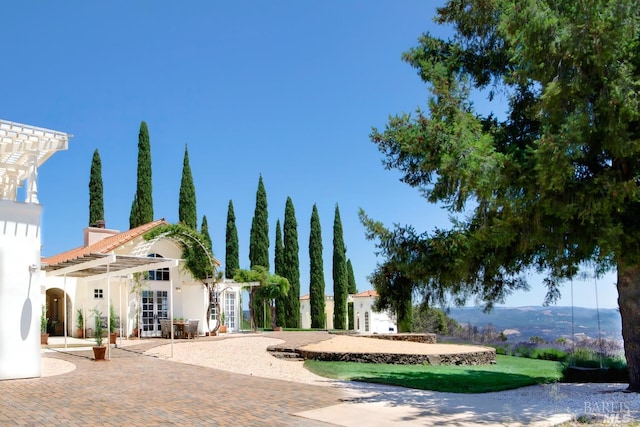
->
<box><xmin>0</xmin><ymin>201</ymin><xmax>43</xmax><ymax>379</ymax></box>
<box><xmin>2</xmin><ymin>171</ymin><xmax>19</xmax><ymax>201</ymax></box>
<box><xmin>25</xmin><ymin>153</ymin><xmax>39</xmax><ymax>204</ymax></box>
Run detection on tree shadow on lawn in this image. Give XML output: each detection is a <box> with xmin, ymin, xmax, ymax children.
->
<box><xmin>350</xmin><ymin>369</ymin><xmax>555</xmax><ymax>393</ymax></box>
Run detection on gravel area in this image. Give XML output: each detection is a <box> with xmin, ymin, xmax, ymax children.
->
<box><xmin>41</xmin><ymin>358</ymin><xmax>76</xmax><ymax>377</ymax></box>
<box><xmin>144</xmin><ymin>335</ymin><xmax>338</xmax><ymax>386</ymax></box>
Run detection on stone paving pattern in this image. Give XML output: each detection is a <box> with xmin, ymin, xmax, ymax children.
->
<box><xmin>0</xmin><ymin>334</ymin><xmax>343</xmax><ymax>426</ymax></box>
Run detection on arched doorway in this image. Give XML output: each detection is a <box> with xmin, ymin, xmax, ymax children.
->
<box><xmin>45</xmin><ymin>289</ymin><xmax>72</xmax><ymax>336</ymax></box>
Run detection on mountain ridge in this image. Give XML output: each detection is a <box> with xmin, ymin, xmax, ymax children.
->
<box><xmin>447</xmin><ymin>305</ymin><xmax>622</xmax><ymax>342</ymax></box>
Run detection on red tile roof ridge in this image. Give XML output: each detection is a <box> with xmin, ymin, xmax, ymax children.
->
<box><xmin>43</xmin><ymin>219</ymin><xmax>169</xmax><ymax>266</ymax></box>
<box><xmin>353</xmin><ymin>290</ymin><xmax>378</xmax><ymax>298</ymax></box>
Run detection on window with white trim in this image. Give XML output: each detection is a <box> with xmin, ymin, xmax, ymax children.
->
<box><xmin>147</xmin><ymin>253</ymin><xmax>170</xmax><ymax>281</ymax></box>
<box><xmin>94</xmin><ymin>289</ymin><xmax>103</xmax><ymax>299</ymax></box>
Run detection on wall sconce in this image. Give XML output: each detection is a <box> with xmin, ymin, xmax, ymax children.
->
<box><xmin>175</xmin><ymin>287</ymin><xmax>182</xmax><ymax>293</ymax></box>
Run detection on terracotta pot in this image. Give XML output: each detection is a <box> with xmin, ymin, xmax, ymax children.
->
<box><xmin>41</xmin><ymin>333</ymin><xmax>49</xmax><ymax>345</ymax></box>
<box><xmin>109</xmin><ymin>332</ymin><xmax>117</xmax><ymax>344</ymax></box>
<box><xmin>92</xmin><ymin>346</ymin><xmax>107</xmax><ymax>361</ymax></box>
<box><xmin>77</xmin><ymin>329</ymin><xmax>84</xmax><ymax>339</ymax></box>
<box><xmin>219</xmin><ymin>325</ymin><xmax>227</xmax><ymax>333</ymax></box>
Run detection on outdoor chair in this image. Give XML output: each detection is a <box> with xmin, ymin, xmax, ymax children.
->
<box><xmin>160</xmin><ymin>319</ymin><xmax>170</xmax><ymax>339</ymax></box>
<box><xmin>186</xmin><ymin>319</ymin><xmax>199</xmax><ymax>339</ymax></box>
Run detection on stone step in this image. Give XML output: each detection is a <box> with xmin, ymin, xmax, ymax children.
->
<box><xmin>267</xmin><ymin>347</ymin><xmax>304</xmax><ymax>361</ymax></box>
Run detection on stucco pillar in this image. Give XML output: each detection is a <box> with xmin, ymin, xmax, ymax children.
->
<box><xmin>25</xmin><ymin>152</ymin><xmax>39</xmax><ymax>204</ymax></box>
<box><xmin>1</xmin><ymin>171</ymin><xmax>19</xmax><ymax>202</ymax></box>
<box><xmin>0</xmin><ymin>200</ymin><xmax>43</xmax><ymax>380</ymax></box>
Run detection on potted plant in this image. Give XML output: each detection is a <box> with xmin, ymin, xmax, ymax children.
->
<box><xmin>40</xmin><ymin>304</ymin><xmax>48</xmax><ymax>345</ymax></box>
<box><xmin>76</xmin><ymin>308</ymin><xmax>84</xmax><ymax>338</ymax></box>
<box><xmin>92</xmin><ymin>309</ymin><xmax>107</xmax><ymax>361</ymax></box>
<box><xmin>109</xmin><ymin>304</ymin><xmax>118</xmax><ymax>344</ymax></box>
<box><xmin>219</xmin><ymin>311</ymin><xmax>227</xmax><ymax>333</ymax></box>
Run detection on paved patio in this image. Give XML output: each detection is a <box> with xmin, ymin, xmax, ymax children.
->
<box><xmin>1</xmin><ymin>335</ymin><xmax>343</xmax><ymax>426</ymax></box>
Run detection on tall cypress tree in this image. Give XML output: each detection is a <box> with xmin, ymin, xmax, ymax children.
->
<box><xmin>201</xmin><ymin>215</ymin><xmax>212</xmax><ymax>252</ymax></box>
<box><xmin>332</xmin><ymin>204</ymin><xmax>347</xmax><ymax>330</ymax></box>
<box><xmin>129</xmin><ymin>121</ymin><xmax>153</xmax><ymax>229</ymax></box>
<box><xmin>179</xmin><ymin>145</ymin><xmax>197</xmax><ymax>230</ymax></box>
<box><xmin>347</xmin><ymin>258</ymin><xmax>357</xmax><ymax>330</ymax></box>
<box><xmin>225</xmin><ymin>200</ymin><xmax>239</xmax><ymax>279</ymax></box>
<box><xmin>249</xmin><ymin>175</ymin><xmax>269</xmax><ymax>269</ymax></box>
<box><xmin>283</xmin><ymin>197</ymin><xmax>300</xmax><ymax>328</ymax></box>
<box><xmin>249</xmin><ymin>175</ymin><xmax>269</xmax><ymax>327</ymax></box>
<box><xmin>274</xmin><ymin>219</ymin><xmax>286</xmax><ymax>328</ymax></box>
<box><xmin>88</xmin><ymin>148</ymin><xmax>104</xmax><ymax>226</ymax></box>
<box><xmin>309</xmin><ymin>204</ymin><xmax>325</xmax><ymax>329</ymax></box>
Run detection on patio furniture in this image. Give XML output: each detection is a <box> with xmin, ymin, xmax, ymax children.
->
<box><xmin>160</xmin><ymin>319</ymin><xmax>170</xmax><ymax>338</ymax></box>
<box><xmin>185</xmin><ymin>320</ymin><xmax>199</xmax><ymax>339</ymax></box>
<box><xmin>173</xmin><ymin>321</ymin><xmax>186</xmax><ymax>339</ymax></box>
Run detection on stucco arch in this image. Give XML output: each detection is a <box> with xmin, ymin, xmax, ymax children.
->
<box><xmin>44</xmin><ymin>288</ymin><xmax>72</xmax><ymax>336</ymax></box>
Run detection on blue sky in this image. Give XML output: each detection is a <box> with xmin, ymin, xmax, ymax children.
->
<box><xmin>2</xmin><ymin>1</ymin><xmax>617</xmax><ymax>308</ymax></box>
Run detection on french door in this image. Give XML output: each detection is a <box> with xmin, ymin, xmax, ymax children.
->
<box><xmin>141</xmin><ymin>290</ymin><xmax>168</xmax><ymax>337</ymax></box>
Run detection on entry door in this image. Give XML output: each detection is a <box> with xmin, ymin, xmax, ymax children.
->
<box><xmin>141</xmin><ymin>290</ymin><xmax>168</xmax><ymax>337</ymax></box>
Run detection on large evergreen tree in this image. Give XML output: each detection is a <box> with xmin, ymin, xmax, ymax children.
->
<box><xmin>249</xmin><ymin>175</ymin><xmax>269</xmax><ymax>269</ymax></box>
<box><xmin>88</xmin><ymin>148</ymin><xmax>104</xmax><ymax>226</ymax></box>
<box><xmin>129</xmin><ymin>121</ymin><xmax>153</xmax><ymax>229</ymax></box>
<box><xmin>363</xmin><ymin>0</ymin><xmax>640</xmax><ymax>391</ymax></box>
<box><xmin>309</xmin><ymin>204</ymin><xmax>325</xmax><ymax>329</ymax></box>
<box><xmin>332</xmin><ymin>204</ymin><xmax>348</xmax><ymax>330</ymax></box>
<box><xmin>249</xmin><ymin>175</ymin><xmax>269</xmax><ymax>327</ymax></box>
<box><xmin>179</xmin><ymin>144</ymin><xmax>197</xmax><ymax>230</ymax></box>
<box><xmin>225</xmin><ymin>200</ymin><xmax>239</xmax><ymax>279</ymax></box>
<box><xmin>283</xmin><ymin>197</ymin><xmax>300</xmax><ymax>328</ymax></box>
<box><xmin>200</xmin><ymin>215</ymin><xmax>212</xmax><ymax>252</ymax></box>
<box><xmin>347</xmin><ymin>258</ymin><xmax>357</xmax><ymax>330</ymax></box>
<box><xmin>274</xmin><ymin>219</ymin><xmax>286</xmax><ymax>328</ymax></box>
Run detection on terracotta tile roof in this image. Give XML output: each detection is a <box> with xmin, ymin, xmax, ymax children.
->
<box><xmin>299</xmin><ymin>294</ymin><xmax>310</xmax><ymax>300</ymax></box>
<box><xmin>43</xmin><ymin>219</ymin><xmax>170</xmax><ymax>265</ymax></box>
<box><xmin>353</xmin><ymin>290</ymin><xmax>378</xmax><ymax>298</ymax></box>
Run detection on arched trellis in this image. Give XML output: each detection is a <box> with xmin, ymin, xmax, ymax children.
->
<box><xmin>141</xmin><ymin>224</ymin><xmax>222</xmax><ymax>334</ymax></box>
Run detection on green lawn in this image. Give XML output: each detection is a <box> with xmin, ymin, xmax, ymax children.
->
<box><xmin>304</xmin><ymin>355</ymin><xmax>562</xmax><ymax>393</ymax></box>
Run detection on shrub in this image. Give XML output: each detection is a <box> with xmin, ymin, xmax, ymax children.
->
<box><xmin>512</xmin><ymin>342</ymin><xmax>536</xmax><ymax>358</ymax></box>
<box><xmin>532</xmin><ymin>347</ymin><xmax>569</xmax><ymax>362</ymax></box>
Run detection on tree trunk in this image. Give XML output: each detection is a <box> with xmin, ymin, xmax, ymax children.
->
<box><xmin>617</xmin><ymin>264</ymin><xmax>640</xmax><ymax>392</ymax></box>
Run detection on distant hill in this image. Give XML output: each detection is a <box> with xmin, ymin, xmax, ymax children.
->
<box><xmin>447</xmin><ymin>306</ymin><xmax>622</xmax><ymax>342</ymax></box>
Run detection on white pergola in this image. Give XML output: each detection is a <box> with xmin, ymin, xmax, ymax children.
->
<box><xmin>0</xmin><ymin>119</ymin><xmax>71</xmax><ymax>203</ymax></box>
<box><xmin>43</xmin><ymin>253</ymin><xmax>181</xmax><ymax>359</ymax></box>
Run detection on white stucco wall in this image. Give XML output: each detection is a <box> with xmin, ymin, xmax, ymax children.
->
<box><xmin>0</xmin><ymin>201</ymin><xmax>43</xmax><ymax>380</ymax></box>
<box><xmin>353</xmin><ymin>296</ymin><xmax>397</xmax><ymax>334</ymax></box>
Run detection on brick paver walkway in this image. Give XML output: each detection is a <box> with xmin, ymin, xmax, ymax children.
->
<box><xmin>0</xmin><ymin>334</ymin><xmax>344</xmax><ymax>426</ymax></box>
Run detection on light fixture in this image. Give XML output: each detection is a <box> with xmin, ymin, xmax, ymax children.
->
<box><xmin>176</xmin><ymin>287</ymin><xmax>182</xmax><ymax>293</ymax></box>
